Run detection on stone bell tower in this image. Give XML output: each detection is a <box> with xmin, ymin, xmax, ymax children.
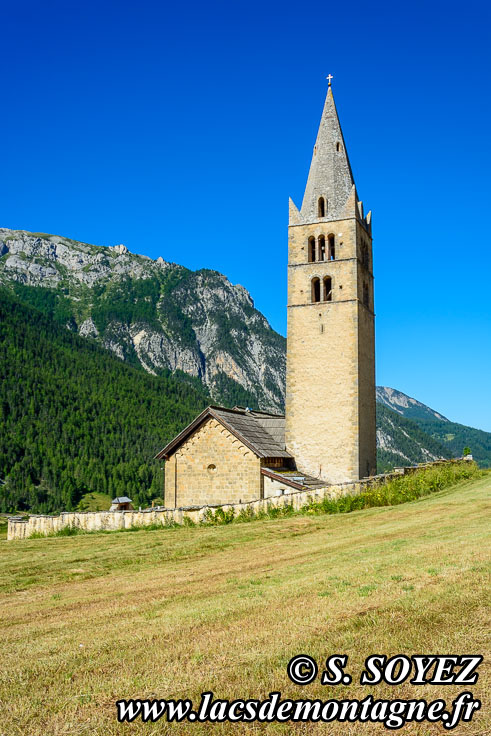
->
<box><xmin>285</xmin><ymin>80</ymin><xmax>376</xmax><ymax>483</ymax></box>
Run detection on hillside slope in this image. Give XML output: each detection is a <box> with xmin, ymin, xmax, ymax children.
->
<box><xmin>376</xmin><ymin>403</ymin><xmax>450</xmax><ymax>470</ymax></box>
<box><xmin>0</xmin><ymin>228</ymin><xmax>285</xmax><ymax>411</ymax></box>
<box><xmin>2</xmin><ymin>228</ymin><xmax>488</xmax><ymax>466</ymax></box>
<box><xmin>377</xmin><ymin>386</ymin><xmax>491</xmax><ymax>467</ymax></box>
<box><xmin>0</xmin><ymin>290</ymin><xmax>453</xmax><ymax>513</ymax></box>
<box><xmin>1</xmin><ymin>228</ymin><xmax>489</xmax><ymax>515</ymax></box>
<box><xmin>0</xmin><ymin>289</ymin><xmax>210</xmax><ymax>513</ymax></box>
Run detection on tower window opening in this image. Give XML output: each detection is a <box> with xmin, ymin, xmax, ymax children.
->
<box><xmin>308</xmin><ymin>236</ymin><xmax>316</xmax><ymax>262</ymax></box>
<box><xmin>336</xmin><ymin>142</ymin><xmax>341</xmax><ymax>152</ymax></box>
<box><xmin>362</xmin><ymin>243</ymin><xmax>369</xmax><ymax>269</ymax></box>
<box><xmin>318</xmin><ymin>235</ymin><xmax>325</xmax><ymax>261</ymax></box>
<box><xmin>328</xmin><ymin>234</ymin><xmax>335</xmax><ymax>260</ymax></box>
<box><xmin>323</xmin><ymin>276</ymin><xmax>332</xmax><ymax>302</ymax></box>
<box><xmin>318</xmin><ymin>197</ymin><xmax>325</xmax><ymax>217</ymax></box>
<box><xmin>363</xmin><ymin>282</ymin><xmax>369</xmax><ymax>307</ymax></box>
<box><xmin>311</xmin><ymin>277</ymin><xmax>321</xmax><ymax>303</ymax></box>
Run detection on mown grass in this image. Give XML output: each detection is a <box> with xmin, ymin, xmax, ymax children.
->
<box><xmin>0</xmin><ymin>515</ymin><xmax>8</xmax><ymax>539</ymax></box>
<box><xmin>0</xmin><ymin>473</ymin><xmax>489</xmax><ymax>735</ymax></box>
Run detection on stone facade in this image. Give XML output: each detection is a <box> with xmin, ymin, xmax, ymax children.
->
<box><xmin>159</xmin><ymin>84</ymin><xmax>377</xmax><ymax>499</ymax></box>
<box><xmin>6</xmin><ymin>477</ymin><xmax>364</xmax><ymax>541</ymax></box>
<box><xmin>8</xmin><ymin>462</ymin><xmax>453</xmax><ymax>541</ymax></box>
<box><xmin>285</xmin><ymin>86</ymin><xmax>376</xmax><ymax>483</ymax></box>
<box><xmin>164</xmin><ymin>417</ymin><xmax>262</xmax><ymax>507</ymax></box>
<box><xmin>159</xmin><ymin>84</ymin><xmax>377</xmax><ymax>503</ymax></box>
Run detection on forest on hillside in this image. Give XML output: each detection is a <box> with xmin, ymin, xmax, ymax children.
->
<box><xmin>0</xmin><ymin>289</ymin><xmax>209</xmax><ymax>513</ymax></box>
<box><xmin>408</xmin><ymin>416</ymin><xmax>491</xmax><ymax>467</ymax></box>
<box><xmin>376</xmin><ymin>404</ymin><xmax>450</xmax><ymax>471</ymax></box>
<box><xmin>1</xmin><ymin>287</ymin><xmax>488</xmax><ymax>516</ymax></box>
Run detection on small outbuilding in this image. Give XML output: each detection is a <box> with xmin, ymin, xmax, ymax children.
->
<box><xmin>110</xmin><ymin>496</ymin><xmax>134</xmax><ymax>511</ymax></box>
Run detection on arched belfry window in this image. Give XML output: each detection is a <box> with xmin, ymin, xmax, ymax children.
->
<box><xmin>308</xmin><ymin>236</ymin><xmax>316</xmax><ymax>263</ymax></box>
<box><xmin>318</xmin><ymin>197</ymin><xmax>325</xmax><ymax>218</ymax></box>
<box><xmin>318</xmin><ymin>235</ymin><xmax>325</xmax><ymax>261</ymax></box>
<box><xmin>311</xmin><ymin>277</ymin><xmax>321</xmax><ymax>303</ymax></box>
<box><xmin>328</xmin><ymin>234</ymin><xmax>335</xmax><ymax>260</ymax></box>
<box><xmin>323</xmin><ymin>276</ymin><xmax>332</xmax><ymax>302</ymax></box>
<box><xmin>362</xmin><ymin>243</ymin><xmax>369</xmax><ymax>269</ymax></box>
<box><xmin>363</xmin><ymin>282</ymin><xmax>369</xmax><ymax>307</ymax></box>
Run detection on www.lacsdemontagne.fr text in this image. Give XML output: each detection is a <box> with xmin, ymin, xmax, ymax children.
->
<box><xmin>116</xmin><ymin>691</ymin><xmax>481</xmax><ymax>729</ymax></box>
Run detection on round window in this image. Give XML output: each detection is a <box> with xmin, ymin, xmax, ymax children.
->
<box><xmin>207</xmin><ymin>464</ymin><xmax>217</xmax><ymax>474</ymax></box>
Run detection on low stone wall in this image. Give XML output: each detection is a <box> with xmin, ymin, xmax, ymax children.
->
<box><xmin>6</xmin><ymin>461</ymin><xmax>450</xmax><ymax>541</ymax></box>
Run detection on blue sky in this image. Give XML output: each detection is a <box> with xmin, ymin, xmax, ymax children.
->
<box><xmin>2</xmin><ymin>0</ymin><xmax>490</xmax><ymax>431</ymax></box>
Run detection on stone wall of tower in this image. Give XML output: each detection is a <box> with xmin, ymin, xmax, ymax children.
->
<box><xmin>356</xmin><ymin>221</ymin><xmax>377</xmax><ymax>478</ymax></box>
<box><xmin>357</xmin><ymin>301</ymin><xmax>376</xmax><ymax>477</ymax></box>
<box><xmin>285</xmin><ymin>215</ymin><xmax>376</xmax><ymax>483</ymax></box>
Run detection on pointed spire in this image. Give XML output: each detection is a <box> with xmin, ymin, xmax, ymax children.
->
<box><xmin>299</xmin><ymin>84</ymin><xmax>356</xmax><ymax>223</ymax></box>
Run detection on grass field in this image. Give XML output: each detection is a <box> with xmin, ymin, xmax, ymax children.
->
<box><xmin>1</xmin><ymin>474</ymin><xmax>489</xmax><ymax>734</ymax></box>
<box><xmin>0</xmin><ymin>516</ymin><xmax>8</xmax><ymax>539</ymax></box>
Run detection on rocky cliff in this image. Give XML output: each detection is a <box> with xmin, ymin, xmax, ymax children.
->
<box><xmin>376</xmin><ymin>386</ymin><xmax>449</xmax><ymax>422</ymax></box>
<box><xmin>375</xmin><ymin>403</ymin><xmax>449</xmax><ymax>470</ymax></box>
<box><xmin>2</xmin><ymin>226</ymin><xmax>489</xmax><ymax>471</ymax></box>
<box><xmin>0</xmin><ymin>228</ymin><xmax>285</xmax><ymax>411</ymax></box>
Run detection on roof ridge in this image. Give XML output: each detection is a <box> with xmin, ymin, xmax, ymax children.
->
<box><xmin>232</xmin><ymin>405</ymin><xmax>284</xmax><ymax>418</ymax></box>
<box><xmin>156</xmin><ymin>405</ymin><xmax>291</xmax><ymax>460</ymax></box>
<box><xmin>209</xmin><ymin>405</ymin><xmax>247</xmax><ymax>414</ymax></box>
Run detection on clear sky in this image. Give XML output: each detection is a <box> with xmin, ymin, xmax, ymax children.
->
<box><xmin>2</xmin><ymin>0</ymin><xmax>490</xmax><ymax>431</ymax></box>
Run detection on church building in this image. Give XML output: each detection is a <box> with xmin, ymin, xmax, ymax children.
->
<box><xmin>156</xmin><ymin>81</ymin><xmax>376</xmax><ymax>507</ymax></box>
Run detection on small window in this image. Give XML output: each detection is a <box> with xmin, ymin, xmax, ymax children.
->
<box><xmin>328</xmin><ymin>234</ymin><xmax>335</xmax><ymax>260</ymax></box>
<box><xmin>362</xmin><ymin>243</ymin><xmax>369</xmax><ymax>269</ymax></box>
<box><xmin>318</xmin><ymin>235</ymin><xmax>325</xmax><ymax>261</ymax></box>
<box><xmin>308</xmin><ymin>236</ymin><xmax>316</xmax><ymax>262</ymax></box>
<box><xmin>207</xmin><ymin>464</ymin><xmax>217</xmax><ymax>475</ymax></box>
<box><xmin>311</xmin><ymin>277</ymin><xmax>321</xmax><ymax>303</ymax></box>
<box><xmin>318</xmin><ymin>197</ymin><xmax>325</xmax><ymax>217</ymax></box>
<box><xmin>363</xmin><ymin>283</ymin><xmax>369</xmax><ymax>307</ymax></box>
<box><xmin>336</xmin><ymin>142</ymin><xmax>341</xmax><ymax>152</ymax></box>
<box><xmin>323</xmin><ymin>276</ymin><xmax>332</xmax><ymax>302</ymax></box>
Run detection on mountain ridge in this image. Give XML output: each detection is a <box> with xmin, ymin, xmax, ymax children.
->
<box><xmin>376</xmin><ymin>386</ymin><xmax>449</xmax><ymax>423</ymax></box>
<box><xmin>0</xmin><ymin>287</ymin><xmax>451</xmax><ymax>513</ymax></box>
<box><xmin>1</xmin><ymin>227</ymin><xmax>489</xmax><ymax>493</ymax></box>
<box><xmin>0</xmin><ymin>227</ymin><xmax>285</xmax><ymax>411</ymax></box>
<box><xmin>376</xmin><ymin>386</ymin><xmax>490</xmax><ymax>468</ymax></box>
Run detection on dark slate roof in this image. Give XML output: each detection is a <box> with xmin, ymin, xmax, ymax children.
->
<box><xmin>112</xmin><ymin>496</ymin><xmax>133</xmax><ymax>504</ymax></box>
<box><xmin>155</xmin><ymin>406</ymin><xmax>292</xmax><ymax>460</ymax></box>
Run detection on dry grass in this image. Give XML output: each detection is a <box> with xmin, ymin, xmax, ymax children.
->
<box><xmin>0</xmin><ymin>474</ymin><xmax>489</xmax><ymax>735</ymax></box>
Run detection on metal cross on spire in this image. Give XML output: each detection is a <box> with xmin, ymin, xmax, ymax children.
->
<box><xmin>326</xmin><ymin>74</ymin><xmax>333</xmax><ymax>86</ymax></box>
